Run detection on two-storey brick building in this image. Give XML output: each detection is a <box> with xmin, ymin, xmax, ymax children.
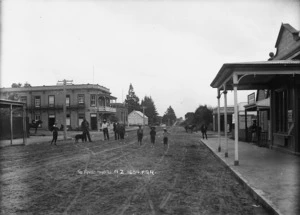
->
<box><xmin>0</xmin><ymin>83</ymin><xmax>118</xmax><ymax>131</ymax></box>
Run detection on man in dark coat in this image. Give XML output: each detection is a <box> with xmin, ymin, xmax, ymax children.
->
<box><xmin>51</xmin><ymin>124</ymin><xmax>59</xmax><ymax>145</ymax></box>
<box><xmin>113</xmin><ymin>122</ymin><xmax>119</xmax><ymax>140</ymax></box>
<box><xmin>150</xmin><ymin>126</ymin><xmax>156</xmax><ymax>147</ymax></box>
<box><xmin>137</xmin><ymin>125</ymin><xmax>143</xmax><ymax>146</ymax></box>
<box><xmin>201</xmin><ymin>124</ymin><xmax>208</xmax><ymax>139</ymax></box>
<box><xmin>118</xmin><ymin>124</ymin><xmax>126</xmax><ymax>143</ymax></box>
<box><xmin>81</xmin><ymin>118</ymin><xmax>92</xmax><ymax>142</ymax></box>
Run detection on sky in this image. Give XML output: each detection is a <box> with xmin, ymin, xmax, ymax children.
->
<box><xmin>1</xmin><ymin>0</ymin><xmax>300</xmax><ymax>118</ymax></box>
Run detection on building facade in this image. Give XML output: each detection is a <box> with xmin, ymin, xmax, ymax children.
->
<box><xmin>110</xmin><ymin>103</ymin><xmax>128</xmax><ymax>125</ymax></box>
<box><xmin>211</xmin><ymin>23</ymin><xmax>300</xmax><ymax>161</ymax></box>
<box><xmin>212</xmin><ymin>106</ymin><xmax>234</xmax><ymax>132</ymax></box>
<box><xmin>0</xmin><ymin>84</ymin><xmax>117</xmax><ymax>131</ymax></box>
<box><xmin>128</xmin><ymin>110</ymin><xmax>148</xmax><ymax>126</ymax></box>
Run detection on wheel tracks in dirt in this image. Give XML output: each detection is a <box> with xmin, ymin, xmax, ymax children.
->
<box><xmin>62</xmin><ymin>138</ymin><xmax>147</xmax><ymax>215</ymax></box>
<box><xmin>115</xmin><ymin>127</ymin><xmax>182</xmax><ymax>215</ymax></box>
<box><xmin>158</xmin><ymin>138</ymin><xmax>188</xmax><ymax>212</ymax></box>
<box><xmin>74</xmin><ymin>138</ymin><xmax>150</xmax><ymax>213</ymax></box>
<box><xmin>1</xmin><ymin>138</ymin><xmax>138</xmax><ymax>182</ymax></box>
<box><xmin>12</xmin><ymin>139</ymin><xmax>141</xmax><ymax>208</ymax></box>
<box><xmin>0</xmin><ymin>136</ymin><xmax>137</xmax><ymax>169</ymax></box>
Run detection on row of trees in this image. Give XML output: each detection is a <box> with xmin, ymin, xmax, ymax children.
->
<box><xmin>183</xmin><ymin>105</ymin><xmax>213</xmax><ymax>128</ymax></box>
<box><xmin>11</xmin><ymin>82</ymin><xmax>32</xmax><ymax>88</ymax></box>
<box><xmin>124</xmin><ymin>84</ymin><xmax>177</xmax><ymax>125</ymax></box>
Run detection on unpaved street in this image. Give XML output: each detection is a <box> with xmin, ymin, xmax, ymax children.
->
<box><xmin>0</xmin><ymin>127</ymin><xmax>269</xmax><ymax>214</ymax></box>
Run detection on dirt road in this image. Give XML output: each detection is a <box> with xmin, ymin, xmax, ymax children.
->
<box><xmin>0</xmin><ymin>126</ymin><xmax>269</xmax><ymax>214</ymax></box>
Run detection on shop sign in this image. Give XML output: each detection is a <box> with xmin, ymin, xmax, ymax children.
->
<box><xmin>248</xmin><ymin>93</ymin><xmax>255</xmax><ymax>104</ymax></box>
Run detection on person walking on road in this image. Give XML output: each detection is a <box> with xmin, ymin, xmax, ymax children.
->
<box><xmin>163</xmin><ymin>128</ymin><xmax>170</xmax><ymax>151</ymax></box>
<box><xmin>137</xmin><ymin>125</ymin><xmax>143</xmax><ymax>146</ymax></box>
<box><xmin>81</xmin><ymin>118</ymin><xmax>92</xmax><ymax>142</ymax></box>
<box><xmin>201</xmin><ymin>124</ymin><xmax>208</xmax><ymax>140</ymax></box>
<box><xmin>51</xmin><ymin>123</ymin><xmax>59</xmax><ymax>145</ymax></box>
<box><xmin>102</xmin><ymin>119</ymin><xmax>109</xmax><ymax>140</ymax></box>
<box><xmin>150</xmin><ymin>126</ymin><xmax>156</xmax><ymax>147</ymax></box>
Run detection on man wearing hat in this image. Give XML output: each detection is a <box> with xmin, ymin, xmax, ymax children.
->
<box><xmin>81</xmin><ymin>118</ymin><xmax>92</xmax><ymax>142</ymax></box>
<box><xmin>102</xmin><ymin>119</ymin><xmax>109</xmax><ymax>140</ymax></box>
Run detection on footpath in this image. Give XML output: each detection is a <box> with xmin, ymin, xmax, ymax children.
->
<box><xmin>0</xmin><ymin>126</ymin><xmax>139</xmax><ymax>148</ymax></box>
<box><xmin>201</xmin><ymin>132</ymin><xmax>300</xmax><ymax>215</ymax></box>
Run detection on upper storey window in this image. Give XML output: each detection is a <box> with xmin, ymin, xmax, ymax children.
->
<box><xmin>49</xmin><ymin>95</ymin><xmax>55</xmax><ymax>107</ymax></box>
<box><xmin>90</xmin><ymin>95</ymin><xmax>96</xmax><ymax>107</ymax></box>
<box><xmin>35</xmin><ymin>96</ymin><xmax>41</xmax><ymax>107</ymax></box>
<box><xmin>78</xmin><ymin>94</ymin><xmax>85</xmax><ymax>105</ymax></box>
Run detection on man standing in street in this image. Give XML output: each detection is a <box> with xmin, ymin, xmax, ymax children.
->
<box><xmin>102</xmin><ymin>119</ymin><xmax>109</xmax><ymax>140</ymax></box>
<box><xmin>81</xmin><ymin>118</ymin><xmax>92</xmax><ymax>142</ymax></box>
<box><xmin>113</xmin><ymin>122</ymin><xmax>119</xmax><ymax>140</ymax></box>
<box><xmin>201</xmin><ymin>124</ymin><xmax>208</xmax><ymax>140</ymax></box>
<box><xmin>137</xmin><ymin>125</ymin><xmax>143</xmax><ymax>146</ymax></box>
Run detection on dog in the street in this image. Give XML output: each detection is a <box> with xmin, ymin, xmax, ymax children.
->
<box><xmin>75</xmin><ymin>133</ymin><xmax>85</xmax><ymax>143</ymax></box>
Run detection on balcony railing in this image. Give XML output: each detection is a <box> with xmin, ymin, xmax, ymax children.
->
<box><xmin>26</xmin><ymin>104</ymin><xmax>85</xmax><ymax>110</ymax></box>
<box><xmin>25</xmin><ymin>104</ymin><xmax>115</xmax><ymax>112</ymax></box>
<box><xmin>97</xmin><ymin>106</ymin><xmax>116</xmax><ymax>113</ymax></box>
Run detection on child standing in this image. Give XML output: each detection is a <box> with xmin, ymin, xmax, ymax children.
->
<box><xmin>51</xmin><ymin>124</ymin><xmax>59</xmax><ymax>145</ymax></box>
<box><xmin>137</xmin><ymin>125</ymin><xmax>143</xmax><ymax>146</ymax></box>
<box><xmin>163</xmin><ymin>128</ymin><xmax>170</xmax><ymax>151</ymax></box>
<box><xmin>150</xmin><ymin>126</ymin><xmax>156</xmax><ymax>147</ymax></box>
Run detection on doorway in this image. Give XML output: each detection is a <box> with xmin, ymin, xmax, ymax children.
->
<box><xmin>90</xmin><ymin>113</ymin><xmax>97</xmax><ymax>130</ymax></box>
<box><xmin>48</xmin><ymin>114</ymin><xmax>55</xmax><ymax>129</ymax></box>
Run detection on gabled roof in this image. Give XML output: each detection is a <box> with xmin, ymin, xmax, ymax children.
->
<box><xmin>275</xmin><ymin>23</ymin><xmax>300</xmax><ymax>48</ymax></box>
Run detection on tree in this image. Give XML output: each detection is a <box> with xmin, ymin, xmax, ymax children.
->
<box><xmin>184</xmin><ymin>112</ymin><xmax>195</xmax><ymax>125</ymax></box>
<box><xmin>141</xmin><ymin>96</ymin><xmax>158</xmax><ymax>125</ymax></box>
<box><xmin>11</xmin><ymin>83</ymin><xmax>22</xmax><ymax>88</ymax></box>
<box><xmin>125</xmin><ymin>83</ymin><xmax>141</xmax><ymax>114</ymax></box>
<box><xmin>11</xmin><ymin>82</ymin><xmax>31</xmax><ymax>88</ymax></box>
<box><xmin>24</xmin><ymin>82</ymin><xmax>32</xmax><ymax>87</ymax></box>
<box><xmin>162</xmin><ymin>106</ymin><xmax>177</xmax><ymax>126</ymax></box>
<box><xmin>193</xmin><ymin>105</ymin><xmax>213</xmax><ymax>126</ymax></box>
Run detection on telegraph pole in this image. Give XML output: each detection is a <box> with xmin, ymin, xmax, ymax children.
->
<box><xmin>58</xmin><ymin>79</ymin><xmax>73</xmax><ymax>140</ymax></box>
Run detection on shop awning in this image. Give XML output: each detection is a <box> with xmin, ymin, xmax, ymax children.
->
<box><xmin>0</xmin><ymin>99</ymin><xmax>27</xmax><ymax>145</ymax></box>
<box><xmin>210</xmin><ymin>60</ymin><xmax>300</xmax><ymax>90</ymax></box>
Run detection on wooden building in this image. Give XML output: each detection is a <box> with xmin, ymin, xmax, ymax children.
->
<box><xmin>210</xmin><ymin>23</ymin><xmax>300</xmax><ymax>165</ymax></box>
<box><xmin>128</xmin><ymin>110</ymin><xmax>148</xmax><ymax>126</ymax></box>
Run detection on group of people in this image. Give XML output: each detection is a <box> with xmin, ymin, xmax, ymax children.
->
<box><xmin>112</xmin><ymin>121</ymin><xmax>126</xmax><ymax>142</ymax></box>
<box><xmin>50</xmin><ymin>117</ymin><xmax>171</xmax><ymax>149</ymax></box>
<box><xmin>136</xmin><ymin>125</ymin><xmax>170</xmax><ymax>150</ymax></box>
